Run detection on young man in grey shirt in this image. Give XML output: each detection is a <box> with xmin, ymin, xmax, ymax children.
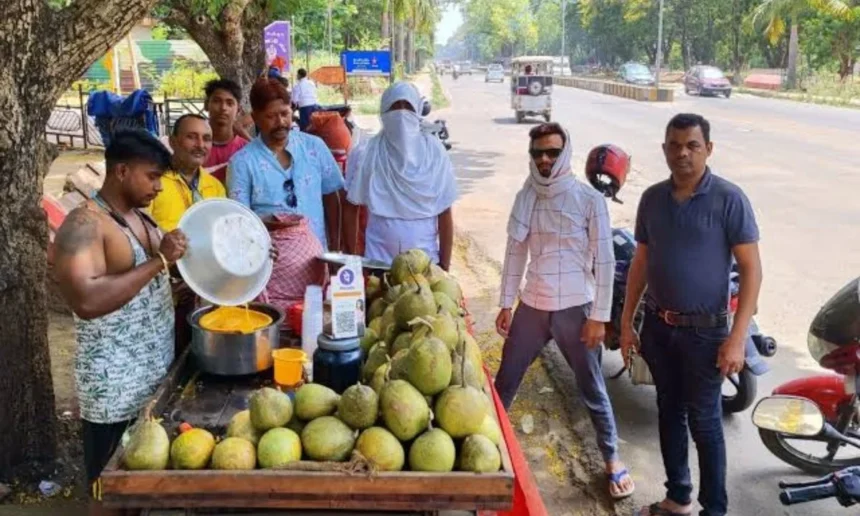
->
<box><xmin>622</xmin><ymin>114</ymin><xmax>762</xmax><ymax>516</ymax></box>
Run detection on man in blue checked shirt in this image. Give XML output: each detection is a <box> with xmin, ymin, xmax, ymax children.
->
<box><xmin>227</xmin><ymin>76</ymin><xmax>344</xmax><ymax>250</ymax></box>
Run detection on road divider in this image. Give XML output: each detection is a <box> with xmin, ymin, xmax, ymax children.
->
<box><xmin>554</xmin><ymin>76</ymin><xmax>674</xmax><ymax>102</ymax></box>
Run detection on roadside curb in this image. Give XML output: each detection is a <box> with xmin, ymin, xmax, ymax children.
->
<box><xmin>555</xmin><ymin>76</ymin><xmax>674</xmax><ymax>102</ymax></box>
<box><xmin>737</xmin><ymin>87</ymin><xmax>860</xmax><ymax>108</ymax></box>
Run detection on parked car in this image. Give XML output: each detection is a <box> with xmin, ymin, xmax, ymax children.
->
<box><xmin>684</xmin><ymin>65</ymin><xmax>732</xmax><ymax>98</ymax></box>
<box><xmin>618</xmin><ymin>62</ymin><xmax>655</xmax><ymax>86</ymax></box>
<box><xmin>485</xmin><ymin>63</ymin><xmax>505</xmax><ymax>83</ymax></box>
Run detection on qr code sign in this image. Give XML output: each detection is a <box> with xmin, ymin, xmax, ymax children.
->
<box><xmin>334</xmin><ymin>310</ymin><xmax>356</xmax><ymax>336</ymax></box>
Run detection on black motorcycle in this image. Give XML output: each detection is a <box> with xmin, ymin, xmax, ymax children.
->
<box><xmin>420</xmin><ymin>98</ymin><xmax>452</xmax><ymax>151</ymax></box>
<box><xmin>604</xmin><ymin>227</ymin><xmax>778</xmax><ymax>413</ymax></box>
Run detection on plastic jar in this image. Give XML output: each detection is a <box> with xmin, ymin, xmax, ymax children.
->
<box><xmin>312</xmin><ymin>334</ymin><xmax>361</xmax><ymax>394</ymax></box>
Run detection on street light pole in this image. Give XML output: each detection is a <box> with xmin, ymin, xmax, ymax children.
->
<box><xmin>655</xmin><ymin>0</ymin><xmax>664</xmax><ymax>89</ymax></box>
<box><xmin>561</xmin><ymin>0</ymin><xmax>566</xmax><ymax>76</ymax></box>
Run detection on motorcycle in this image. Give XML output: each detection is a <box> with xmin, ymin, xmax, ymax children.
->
<box><xmin>756</xmin><ymin>276</ymin><xmax>860</xmax><ymax>475</ymax></box>
<box><xmin>752</xmin><ymin>393</ymin><xmax>860</xmax><ymax>508</ymax></box>
<box><xmin>604</xmin><ymin>228</ymin><xmax>778</xmax><ymax>413</ymax></box>
<box><xmin>419</xmin><ymin>98</ymin><xmax>452</xmax><ymax>151</ymax></box>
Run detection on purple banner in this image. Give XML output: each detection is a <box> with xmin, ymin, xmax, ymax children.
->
<box><xmin>264</xmin><ymin>21</ymin><xmax>291</xmax><ymax>72</ymax></box>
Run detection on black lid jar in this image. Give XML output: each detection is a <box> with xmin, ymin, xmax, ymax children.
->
<box><xmin>312</xmin><ymin>334</ymin><xmax>362</xmax><ymax>394</ymax></box>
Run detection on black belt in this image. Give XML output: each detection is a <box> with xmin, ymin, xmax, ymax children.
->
<box><xmin>644</xmin><ymin>298</ymin><xmax>728</xmax><ymax>329</ymax></box>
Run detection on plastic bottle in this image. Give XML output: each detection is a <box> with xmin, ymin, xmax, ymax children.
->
<box><xmin>301</xmin><ymin>285</ymin><xmax>323</xmax><ymax>382</ymax></box>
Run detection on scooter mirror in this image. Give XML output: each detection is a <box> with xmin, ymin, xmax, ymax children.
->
<box><xmin>421</xmin><ymin>99</ymin><xmax>432</xmax><ymax>117</ymax></box>
<box><xmin>752</xmin><ymin>396</ymin><xmax>825</xmax><ymax>437</ymax></box>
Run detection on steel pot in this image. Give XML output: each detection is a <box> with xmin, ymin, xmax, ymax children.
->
<box><xmin>188</xmin><ymin>302</ymin><xmax>285</xmax><ymax>376</ymax></box>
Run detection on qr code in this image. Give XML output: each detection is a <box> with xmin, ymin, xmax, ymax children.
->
<box><xmin>334</xmin><ymin>310</ymin><xmax>356</xmax><ymax>335</ymax></box>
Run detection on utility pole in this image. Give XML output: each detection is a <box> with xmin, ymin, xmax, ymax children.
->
<box><xmin>561</xmin><ymin>0</ymin><xmax>567</xmax><ymax>76</ymax></box>
<box><xmin>655</xmin><ymin>0</ymin><xmax>665</xmax><ymax>89</ymax></box>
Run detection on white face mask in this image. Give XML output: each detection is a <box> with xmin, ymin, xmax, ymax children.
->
<box><xmin>381</xmin><ymin>109</ymin><xmax>421</xmax><ymax>156</ymax></box>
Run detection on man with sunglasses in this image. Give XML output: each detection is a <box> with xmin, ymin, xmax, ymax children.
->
<box><xmin>494</xmin><ymin>123</ymin><xmax>634</xmax><ymax>500</ymax></box>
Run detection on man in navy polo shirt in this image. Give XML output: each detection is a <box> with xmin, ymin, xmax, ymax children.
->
<box><xmin>621</xmin><ymin>113</ymin><xmax>762</xmax><ymax>516</ymax></box>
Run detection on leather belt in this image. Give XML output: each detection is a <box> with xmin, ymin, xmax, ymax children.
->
<box><xmin>644</xmin><ymin>298</ymin><xmax>728</xmax><ymax>329</ymax></box>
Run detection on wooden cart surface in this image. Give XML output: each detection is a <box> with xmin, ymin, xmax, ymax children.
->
<box><xmin>100</xmin><ymin>349</ymin><xmax>515</xmax><ymax>513</ymax></box>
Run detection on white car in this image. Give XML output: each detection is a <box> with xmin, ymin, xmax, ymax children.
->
<box><xmin>485</xmin><ymin>64</ymin><xmax>505</xmax><ymax>83</ymax></box>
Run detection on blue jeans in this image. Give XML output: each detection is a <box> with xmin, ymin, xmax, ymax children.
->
<box><xmin>640</xmin><ymin>311</ymin><xmax>728</xmax><ymax>516</ymax></box>
<box><xmin>494</xmin><ymin>303</ymin><xmax>620</xmax><ymax>463</ymax></box>
<box><xmin>298</xmin><ymin>105</ymin><xmax>319</xmax><ymax>131</ymax></box>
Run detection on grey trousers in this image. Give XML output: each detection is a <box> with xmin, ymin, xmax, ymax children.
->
<box><xmin>494</xmin><ymin>303</ymin><xmax>620</xmax><ymax>463</ymax></box>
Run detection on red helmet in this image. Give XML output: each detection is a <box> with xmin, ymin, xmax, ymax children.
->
<box><xmin>585</xmin><ymin>145</ymin><xmax>631</xmax><ymax>203</ymax></box>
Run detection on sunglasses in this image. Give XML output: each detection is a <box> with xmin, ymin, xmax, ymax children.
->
<box><xmin>529</xmin><ymin>148</ymin><xmax>563</xmax><ymax>159</ymax></box>
<box><xmin>284</xmin><ymin>178</ymin><xmax>297</xmax><ymax>208</ymax></box>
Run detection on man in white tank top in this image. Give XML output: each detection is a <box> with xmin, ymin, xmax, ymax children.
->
<box><xmin>342</xmin><ymin>82</ymin><xmax>458</xmax><ymax>269</ymax></box>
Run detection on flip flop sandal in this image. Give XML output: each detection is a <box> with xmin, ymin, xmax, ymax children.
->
<box><xmin>637</xmin><ymin>502</ymin><xmax>692</xmax><ymax>516</ymax></box>
<box><xmin>607</xmin><ymin>468</ymin><xmax>635</xmax><ymax>499</ymax></box>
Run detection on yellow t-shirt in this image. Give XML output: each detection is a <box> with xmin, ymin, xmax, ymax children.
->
<box><xmin>149</xmin><ymin>169</ymin><xmax>227</xmax><ymax>231</ymax></box>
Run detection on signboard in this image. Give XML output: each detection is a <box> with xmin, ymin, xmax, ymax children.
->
<box><xmin>264</xmin><ymin>21</ymin><xmax>291</xmax><ymax>72</ymax></box>
<box><xmin>341</xmin><ymin>50</ymin><xmax>392</xmax><ymax>76</ymax></box>
<box><xmin>330</xmin><ymin>257</ymin><xmax>365</xmax><ymax>339</ymax></box>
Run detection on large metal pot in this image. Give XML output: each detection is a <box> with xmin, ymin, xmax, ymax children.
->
<box><xmin>188</xmin><ymin>303</ymin><xmax>285</xmax><ymax>376</ymax></box>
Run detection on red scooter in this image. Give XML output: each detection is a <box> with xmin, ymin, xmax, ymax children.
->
<box><xmin>756</xmin><ymin>276</ymin><xmax>860</xmax><ymax>475</ymax></box>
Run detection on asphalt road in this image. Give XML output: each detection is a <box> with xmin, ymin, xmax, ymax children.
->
<box><xmin>437</xmin><ymin>74</ymin><xmax>860</xmax><ymax>516</ymax></box>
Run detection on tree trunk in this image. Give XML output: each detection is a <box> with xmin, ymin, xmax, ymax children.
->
<box><xmin>381</xmin><ymin>0</ymin><xmax>391</xmax><ymax>46</ymax></box>
<box><xmin>163</xmin><ymin>0</ymin><xmax>266</xmax><ymax>111</ymax></box>
<box><xmin>406</xmin><ymin>25</ymin><xmax>415</xmax><ymax>73</ymax></box>
<box><xmin>786</xmin><ymin>20</ymin><xmax>800</xmax><ymax>89</ymax></box>
<box><xmin>0</xmin><ymin>0</ymin><xmax>159</xmax><ymax>476</ymax></box>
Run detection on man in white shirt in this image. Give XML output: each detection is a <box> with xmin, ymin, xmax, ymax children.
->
<box><xmin>292</xmin><ymin>68</ymin><xmax>320</xmax><ymax>131</ymax></box>
<box><xmin>495</xmin><ymin>123</ymin><xmax>634</xmax><ymax>500</ymax></box>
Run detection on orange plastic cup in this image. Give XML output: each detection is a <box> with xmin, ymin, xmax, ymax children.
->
<box><xmin>272</xmin><ymin>349</ymin><xmax>307</xmax><ymax>387</ymax></box>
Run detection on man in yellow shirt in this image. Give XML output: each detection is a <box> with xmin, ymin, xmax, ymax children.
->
<box><xmin>149</xmin><ymin>113</ymin><xmax>225</xmax><ymax>356</ymax></box>
<box><xmin>150</xmin><ymin>114</ymin><xmax>226</xmax><ymax>231</ymax></box>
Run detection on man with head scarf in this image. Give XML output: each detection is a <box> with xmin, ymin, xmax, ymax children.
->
<box><xmin>494</xmin><ymin>123</ymin><xmax>634</xmax><ymax>500</ymax></box>
<box><xmin>343</xmin><ymin>82</ymin><xmax>457</xmax><ymax>269</ymax></box>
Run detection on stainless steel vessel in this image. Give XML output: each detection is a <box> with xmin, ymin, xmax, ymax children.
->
<box><xmin>188</xmin><ymin>303</ymin><xmax>285</xmax><ymax>376</ymax></box>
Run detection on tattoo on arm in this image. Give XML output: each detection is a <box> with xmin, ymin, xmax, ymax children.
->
<box><xmin>55</xmin><ymin>209</ymin><xmax>98</xmax><ymax>254</ymax></box>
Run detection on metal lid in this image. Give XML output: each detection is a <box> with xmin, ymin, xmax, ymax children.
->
<box><xmin>317</xmin><ymin>333</ymin><xmax>360</xmax><ymax>352</ymax></box>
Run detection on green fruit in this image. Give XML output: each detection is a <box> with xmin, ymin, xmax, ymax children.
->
<box><xmin>170</xmin><ymin>428</ymin><xmax>215</xmax><ymax>470</ymax></box>
<box><xmin>394</xmin><ymin>285</ymin><xmax>436</xmax><ymax>331</ymax></box>
<box><xmin>424</xmin><ymin>263</ymin><xmax>448</xmax><ymax>284</ymax></box>
<box><xmin>338</xmin><ymin>384</ymin><xmax>379</xmax><ymax>430</ymax></box>
<box><xmin>459</xmin><ymin>434</ymin><xmax>501</xmax><ymax>473</ymax></box>
<box><xmin>435</xmin><ymin>386</ymin><xmax>488</xmax><ymax>438</ymax></box>
<box><xmin>464</xmin><ymin>333</ymin><xmax>486</xmax><ymax>385</ymax></box>
<box><xmin>383</xmin><ymin>323</ymin><xmax>399</xmax><ymax>346</ymax></box>
<box><xmin>400</xmin><ymin>273</ymin><xmax>431</xmax><ymax>292</ymax></box>
<box><xmin>431</xmin><ymin>277</ymin><xmax>463</xmax><ymax>303</ymax></box>
<box><xmin>367</xmin><ymin>298</ymin><xmax>387</xmax><ymax>321</ymax></box>
<box><xmin>408</xmin><ymin>428</ymin><xmax>456</xmax><ymax>472</ymax></box>
<box><xmin>389</xmin><ymin>349</ymin><xmax>410</xmax><ymax>380</ymax></box>
<box><xmin>301</xmin><ymin>416</ymin><xmax>356</xmax><ymax>462</ymax></box>
<box><xmin>391</xmin><ymin>331</ymin><xmax>413</xmax><ymax>356</ymax></box>
<box><xmin>366</xmin><ymin>276</ymin><xmax>383</xmax><ymax>300</ymax></box>
<box><xmin>370</xmin><ymin>363</ymin><xmax>390</xmax><ymax>394</ymax></box>
<box><xmin>356</xmin><ymin>427</ymin><xmax>405</xmax><ymax>471</ymax></box>
<box><xmin>411</xmin><ymin>313</ymin><xmax>459</xmax><ymax>352</ymax></box>
<box><xmin>123</xmin><ymin>419</ymin><xmax>170</xmax><ymax>470</ymax></box>
<box><xmin>384</xmin><ymin>284</ymin><xmax>405</xmax><ymax>305</ymax></box>
<box><xmin>405</xmin><ymin>336</ymin><xmax>452</xmax><ymax>396</ymax></box>
<box><xmin>257</xmin><ymin>427</ymin><xmax>302</xmax><ymax>468</ymax></box>
<box><xmin>360</xmin><ymin>328</ymin><xmax>379</xmax><ymax>354</ymax></box>
<box><xmin>226</xmin><ymin>410</ymin><xmax>263</xmax><ymax>446</ymax></box>
<box><xmin>390</xmin><ymin>249</ymin><xmax>431</xmax><ymax>285</ymax></box>
<box><xmin>379</xmin><ymin>380</ymin><xmax>430</xmax><ymax>441</ymax></box>
<box><xmin>381</xmin><ymin>304</ymin><xmax>397</xmax><ymax>333</ymax></box>
<box><xmin>434</xmin><ymin>292</ymin><xmax>461</xmax><ymax>316</ymax></box>
<box><xmin>211</xmin><ymin>437</ymin><xmax>256</xmax><ymax>470</ymax></box>
<box><xmin>362</xmin><ymin>342</ymin><xmax>389</xmax><ymax>382</ymax></box>
<box><xmin>450</xmin><ymin>353</ymin><xmax>483</xmax><ymax>389</ymax></box>
<box><xmin>295</xmin><ymin>383</ymin><xmax>341</xmax><ymax>421</ymax></box>
<box><xmin>477</xmin><ymin>413</ymin><xmax>502</xmax><ymax>446</ymax></box>
<box><xmin>368</xmin><ymin>317</ymin><xmax>384</xmax><ymax>336</ymax></box>
<box><xmin>249</xmin><ymin>387</ymin><xmax>293</xmax><ymax>431</ymax></box>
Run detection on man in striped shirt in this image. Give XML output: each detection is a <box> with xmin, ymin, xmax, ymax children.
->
<box><xmin>495</xmin><ymin>123</ymin><xmax>634</xmax><ymax>499</ymax></box>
